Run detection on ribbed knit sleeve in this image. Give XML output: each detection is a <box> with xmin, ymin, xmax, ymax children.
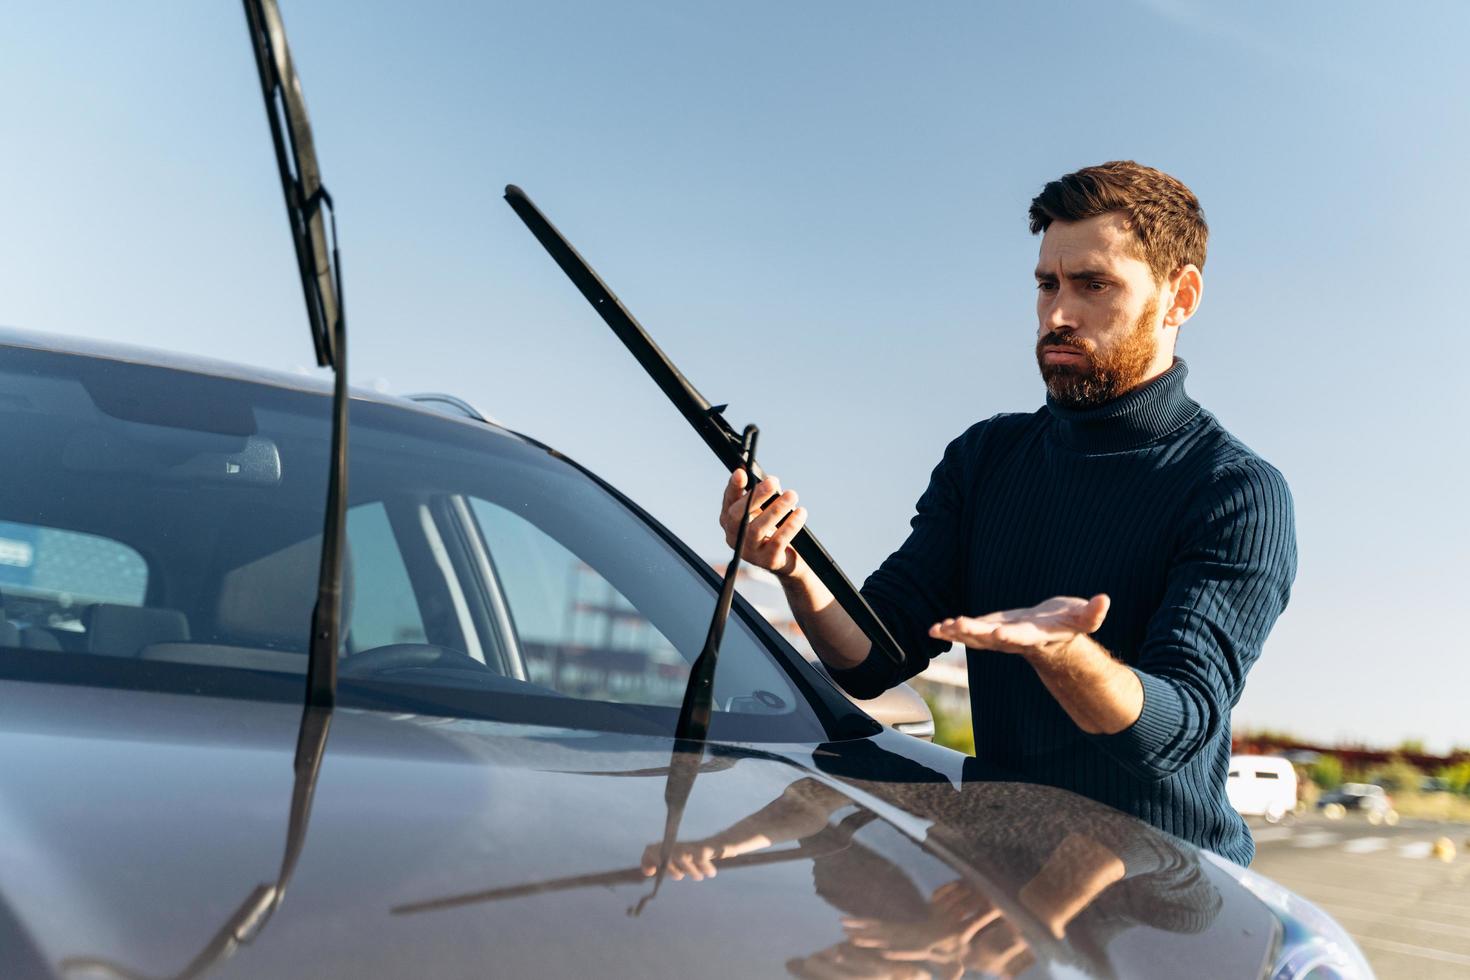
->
<box><xmin>1088</xmin><ymin>460</ymin><xmax>1297</xmax><ymax>781</ymax></box>
<box><xmin>830</xmin><ymin>423</ymin><xmax>987</xmax><ymax>699</ymax></box>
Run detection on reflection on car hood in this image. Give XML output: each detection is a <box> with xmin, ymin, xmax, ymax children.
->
<box><xmin>0</xmin><ymin>682</ymin><xmax>1278</xmax><ymax>979</ymax></box>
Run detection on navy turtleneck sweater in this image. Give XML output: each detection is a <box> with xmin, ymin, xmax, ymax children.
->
<box><xmin>834</xmin><ymin>360</ymin><xmax>1296</xmax><ymax>865</ymax></box>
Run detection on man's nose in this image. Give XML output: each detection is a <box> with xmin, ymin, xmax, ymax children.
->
<box><xmin>1040</xmin><ymin>297</ymin><xmax>1077</xmax><ymax>335</ymax></box>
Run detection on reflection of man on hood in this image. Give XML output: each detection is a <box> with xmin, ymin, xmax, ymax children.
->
<box><xmin>645</xmin><ymin>741</ymin><xmax>1222</xmax><ymax>979</ymax></box>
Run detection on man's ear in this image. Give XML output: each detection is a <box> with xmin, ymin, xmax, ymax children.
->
<box><xmin>1163</xmin><ymin>265</ymin><xmax>1203</xmax><ymax>328</ymax></box>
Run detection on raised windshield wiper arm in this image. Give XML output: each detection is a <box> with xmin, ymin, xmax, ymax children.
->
<box><xmin>676</xmin><ymin>423</ymin><xmax>759</xmax><ymax>745</ymax></box>
<box><xmin>243</xmin><ymin>0</ymin><xmax>341</xmax><ymax>371</ymax></box>
<box><xmin>66</xmin><ymin>7</ymin><xmax>342</xmax><ymax>978</ymax></box>
<box><xmin>502</xmin><ymin>185</ymin><xmax>906</xmax><ymax>669</ymax></box>
<box><xmin>243</xmin><ymin>0</ymin><xmax>348</xmax><ymax>709</ymax></box>
<box><xmin>628</xmin><ymin>426</ymin><xmax>759</xmax><ymax>915</ymax></box>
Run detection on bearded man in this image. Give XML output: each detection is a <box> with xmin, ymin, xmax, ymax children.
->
<box><xmin>718</xmin><ymin>161</ymin><xmax>1296</xmax><ymax>865</ymax></box>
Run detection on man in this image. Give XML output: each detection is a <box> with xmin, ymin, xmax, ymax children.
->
<box><xmin>718</xmin><ymin>161</ymin><xmax>1296</xmax><ymax>864</ymax></box>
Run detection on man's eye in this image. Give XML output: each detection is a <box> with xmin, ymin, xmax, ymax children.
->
<box><xmin>1087</xmin><ymin>281</ymin><xmax>1107</xmax><ymax>292</ymax></box>
<box><xmin>1036</xmin><ymin>282</ymin><xmax>1056</xmax><ymax>292</ymax></box>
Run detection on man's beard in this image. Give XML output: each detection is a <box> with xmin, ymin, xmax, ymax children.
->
<box><xmin>1036</xmin><ymin>299</ymin><xmax>1159</xmax><ymax>410</ymax></box>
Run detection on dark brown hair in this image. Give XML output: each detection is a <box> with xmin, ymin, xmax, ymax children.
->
<box><xmin>1028</xmin><ymin>161</ymin><xmax>1208</xmax><ymax>281</ymax></box>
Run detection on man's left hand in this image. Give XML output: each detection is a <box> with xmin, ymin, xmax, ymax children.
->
<box><xmin>929</xmin><ymin>594</ymin><xmax>1110</xmax><ymax>660</ymax></box>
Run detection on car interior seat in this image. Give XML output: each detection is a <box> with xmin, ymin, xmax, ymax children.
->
<box><xmin>83</xmin><ymin>603</ymin><xmax>190</xmax><ymax>657</ymax></box>
<box><xmin>139</xmin><ymin>534</ymin><xmax>353</xmax><ymax>671</ymax></box>
<box><xmin>0</xmin><ymin>588</ymin><xmax>64</xmax><ymax>651</ymax></box>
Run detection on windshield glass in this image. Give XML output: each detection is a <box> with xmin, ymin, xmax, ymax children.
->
<box><xmin>0</xmin><ymin>345</ymin><xmax>829</xmax><ymax>741</ymax></box>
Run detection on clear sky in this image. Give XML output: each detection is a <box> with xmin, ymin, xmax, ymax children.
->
<box><xmin>2</xmin><ymin>2</ymin><xmax>1466</xmax><ymax>751</ymax></box>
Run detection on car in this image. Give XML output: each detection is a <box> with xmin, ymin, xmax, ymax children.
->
<box><xmin>1226</xmin><ymin>754</ymin><xmax>1299</xmax><ymax>824</ymax></box>
<box><xmin>1318</xmin><ymin>783</ymin><xmax>1399</xmax><ymax>826</ymax></box>
<box><xmin>0</xmin><ymin>328</ymin><xmax>1375</xmax><ymax>979</ymax></box>
<box><xmin>0</xmin><ymin>3</ymin><xmax>1372</xmax><ymax>977</ymax></box>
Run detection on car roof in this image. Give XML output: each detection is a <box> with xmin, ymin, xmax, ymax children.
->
<box><xmin>0</xmin><ymin>324</ymin><xmax>492</xmax><ymax>425</ymax></box>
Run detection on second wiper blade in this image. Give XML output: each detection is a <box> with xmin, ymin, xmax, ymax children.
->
<box><xmin>243</xmin><ymin>0</ymin><xmax>347</xmax><ymax>710</ymax></box>
<box><xmin>243</xmin><ymin>0</ymin><xmax>341</xmax><ymax>371</ymax></box>
<box><xmin>503</xmin><ymin>185</ymin><xmax>906</xmax><ymax>669</ymax></box>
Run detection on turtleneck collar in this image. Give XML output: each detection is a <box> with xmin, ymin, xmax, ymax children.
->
<box><xmin>1045</xmin><ymin>359</ymin><xmax>1201</xmax><ymax>454</ymax></box>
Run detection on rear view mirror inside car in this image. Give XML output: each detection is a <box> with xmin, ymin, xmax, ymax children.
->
<box><xmin>62</xmin><ymin>425</ymin><xmax>283</xmax><ymax>487</ymax></box>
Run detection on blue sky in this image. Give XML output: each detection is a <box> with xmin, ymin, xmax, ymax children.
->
<box><xmin>2</xmin><ymin>2</ymin><xmax>1466</xmax><ymax>751</ymax></box>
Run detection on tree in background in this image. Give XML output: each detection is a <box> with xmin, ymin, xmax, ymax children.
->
<box><xmin>923</xmin><ymin>695</ymin><xmax>975</xmax><ymax>756</ymax></box>
<box><xmin>1369</xmin><ymin>756</ymin><xmax>1424</xmax><ymax>793</ymax></box>
<box><xmin>1438</xmin><ymin>759</ymin><xmax>1470</xmax><ymax>795</ymax></box>
<box><xmin>1309</xmin><ymin>755</ymin><xmax>1344</xmax><ymax>790</ymax></box>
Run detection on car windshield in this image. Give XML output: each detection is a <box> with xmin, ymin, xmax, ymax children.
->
<box><xmin>0</xmin><ymin>344</ymin><xmax>831</xmax><ymax>741</ymax></box>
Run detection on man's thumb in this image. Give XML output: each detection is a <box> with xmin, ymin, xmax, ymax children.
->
<box><xmin>1085</xmin><ymin>593</ymin><xmax>1111</xmax><ymax>632</ymax></box>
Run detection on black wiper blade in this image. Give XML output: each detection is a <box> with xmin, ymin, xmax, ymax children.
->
<box><xmin>243</xmin><ymin>0</ymin><xmax>348</xmax><ymax>709</ymax></box>
<box><xmin>503</xmin><ymin>185</ymin><xmax>906</xmax><ymax>668</ymax></box>
<box><xmin>674</xmin><ymin>424</ymin><xmax>760</xmax><ymax>746</ymax></box>
<box><xmin>242</xmin><ymin>0</ymin><xmax>341</xmax><ymax>370</ymax></box>
<box><xmin>627</xmin><ymin>426</ymin><xmax>758</xmax><ymax>916</ymax></box>
<box><xmin>58</xmin><ymin>8</ymin><xmax>345</xmax><ymax>977</ymax></box>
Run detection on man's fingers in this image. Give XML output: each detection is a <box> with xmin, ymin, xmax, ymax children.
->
<box><xmin>930</xmin><ymin>616</ymin><xmax>1039</xmax><ymax>653</ymax></box>
<box><xmin>721</xmin><ymin>468</ymin><xmax>748</xmax><ymax>514</ymax></box>
<box><xmin>1052</xmin><ymin>594</ymin><xmax>1109</xmax><ymax>633</ymax></box>
<box><xmin>766</xmin><ymin>506</ymin><xmax>807</xmax><ymax>554</ymax></box>
<box><xmin>678</xmin><ymin>852</ymin><xmax>708</xmax><ymax>881</ymax></box>
<box><xmin>722</xmin><ymin>476</ymin><xmax>780</xmax><ymax>527</ymax></box>
<box><xmin>748</xmin><ymin>489</ymin><xmax>797</xmax><ymax>541</ymax></box>
<box><xmin>747</xmin><ymin>476</ymin><xmax>781</xmax><ymax>505</ymax></box>
<box><xmin>929</xmin><ymin>617</ymin><xmax>997</xmax><ymax>641</ymax></box>
<box><xmin>722</xmin><ymin>477</ymin><xmax>806</xmax><ymax>565</ymax></box>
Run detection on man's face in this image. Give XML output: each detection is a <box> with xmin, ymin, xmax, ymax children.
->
<box><xmin>1033</xmin><ymin>213</ymin><xmax>1175</xmax><ymax>409</ymax></box>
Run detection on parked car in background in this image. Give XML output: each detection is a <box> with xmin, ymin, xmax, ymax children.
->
<box><xmin>1318</xmin><ymin>783</ymin><xmax>1400</xmax><ymax>825</ymax></box>
<box><xmin>1227</xmin><ymin>754</ymin><xmax>1299</xmax><ymax>824</ymax></box>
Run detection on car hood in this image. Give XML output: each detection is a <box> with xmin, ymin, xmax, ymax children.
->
<box><xmin>0</xmin><ymin>681</ymin><xmax>1278</xmax><ymax>979</ymax></box>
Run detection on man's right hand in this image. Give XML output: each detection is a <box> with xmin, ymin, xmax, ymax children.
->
<box><xmin>720</xmin><ymin>469</ymin><xmax>808</xmax><ymax>578</ymax></box>
<box><xmin>718</xmin><ymin>470</ymin><xmax>871</xmax><ymax>673</ymax></box>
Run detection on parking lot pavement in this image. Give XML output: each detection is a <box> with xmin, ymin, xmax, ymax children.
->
<box><xmin>1248</xmin><ymin>814</ymin><xmax>1470</xmax><ymax>979</ymax></box>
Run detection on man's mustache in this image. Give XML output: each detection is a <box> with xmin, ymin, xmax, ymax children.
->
<box><xmin>1037</xmin><ymin>332</ymin><xmax>1091</xmax><ymax>352</ymax></box>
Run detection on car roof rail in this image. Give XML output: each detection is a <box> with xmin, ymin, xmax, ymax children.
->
<box><xmin>406</xmin><ymin>392</ymin><xmax>501</xmax><ymax>426</ymax></box>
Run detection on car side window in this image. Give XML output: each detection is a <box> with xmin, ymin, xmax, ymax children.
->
<box><xmin>345</xmin><ymin>503</ymin><xmax>428</xmax><ymax>651</ymax></box>
<box><xmin>471</xmin><ymin>498</ymin><xmax>690</xmax><ymax>705</ymax></box>
<box><xmin>469</xmin><ymin>496</ymin><xmax>799</xmax><ymax>714</ymax></box>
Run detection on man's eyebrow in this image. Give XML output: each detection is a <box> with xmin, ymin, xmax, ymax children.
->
<box><xmin>1064</xmin><ymin>268</ymin><xmax>1116</xmax><ymax>282</ymax></box>
<box><xmin>1034</xmin><ymin>268</ymin><xmax>1118</xmax><ymax>281</ymax></box>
